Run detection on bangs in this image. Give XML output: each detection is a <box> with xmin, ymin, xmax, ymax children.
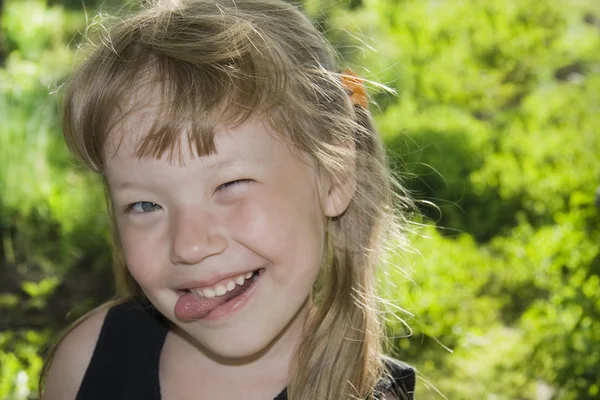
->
<box><xmin>111</xmin><ymin>51</ymin><xmax>286</xmax><ymax>165</ymax></box>
<box><xmin>64</xmin><ymin>4</ymin><xmax>296</xmax><ymax>172</ymax></box>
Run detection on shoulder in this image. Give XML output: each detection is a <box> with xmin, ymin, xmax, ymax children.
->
<box><xmin>378</xmin><ymin>356</ymin><xmax>416</xmax><ymax>400</ymax></box>
<box><xmin>41</xmin><ymin>302</ymin><xmax>115</xmax><ymax>400</ymax></box>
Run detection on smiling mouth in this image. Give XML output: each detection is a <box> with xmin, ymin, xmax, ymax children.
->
<box><xmin>174</xmin><ymin>269</ymin><xmax>262</xmax><ymax>321</ymax></box>
<box><xmin>183</xmin><ymin>269</ymin><xmax>260</xmax><ymax>299</ymax></box>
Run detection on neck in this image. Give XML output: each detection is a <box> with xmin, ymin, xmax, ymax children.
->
<box><xmin>160</xmin><ymin>298</ymin><xmax>313</xmax><ymax>399</ymax></box>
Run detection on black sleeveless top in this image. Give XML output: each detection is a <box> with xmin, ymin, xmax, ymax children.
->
<box><xmin>76</xmin><ymin>300</ymin><xmax>415</xmax><ymax>399</ymax></box>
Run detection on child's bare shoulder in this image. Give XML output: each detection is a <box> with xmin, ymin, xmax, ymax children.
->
<box><xmin>42</xmin><ymin>304</ymin><xmax>111</xmax><ymax>400</ymax></box>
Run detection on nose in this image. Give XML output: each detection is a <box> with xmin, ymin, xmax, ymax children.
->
<box><xmin>169</xmin><ymin>207</ymin><xmax>227</xmax><ymax>265</ymax></box>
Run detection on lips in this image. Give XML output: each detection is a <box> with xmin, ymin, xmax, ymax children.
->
<box><xmin>174</xmin><ymin>269</ymin><xmax>261</xmax><ymax>321</ymax></box>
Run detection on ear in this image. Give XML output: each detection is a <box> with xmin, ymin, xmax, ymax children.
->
<box><xmin>322</xmin><ymin>150</ymin><xmax>357</xmax><ymax>218</ymax></box>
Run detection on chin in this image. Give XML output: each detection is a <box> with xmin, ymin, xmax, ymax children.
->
<box><xmin>185</xmin><ymin>324</ymin><xmax>286</xmax><ymax>363</ymax></box>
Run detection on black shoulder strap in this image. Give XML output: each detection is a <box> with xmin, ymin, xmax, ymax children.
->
<box><xmin>376</xmin><ymin>356</ymin><xmax>416</xmax><ymax>400</ymax></box>
<box><xmin>274</xmin><ymin>356</ymin><xmax>415</xmax><ymax>400</ymax></box>
<box><xmin>76</xmin><ymin>300</ymin><xmax>169</xmax><ymax>400</ymax></box>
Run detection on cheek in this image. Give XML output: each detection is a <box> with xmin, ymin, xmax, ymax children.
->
<box><xmin>117</xmin><ymin>224</ymin><xmax>164</xmax><ymax>285</ymax></box>
<box><xmin>225</xmin><ymin>200</ymin><xmax>276</xmax><ymax>249</ymax></box>
<box><xmin>226</xmin><ymin>190</ymin><xmax>326</xmax><ymax>264</ymax></box>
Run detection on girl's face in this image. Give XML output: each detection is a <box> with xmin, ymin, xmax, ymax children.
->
<box><xmin>104</xmin><ymin>110</ymin><xmax>350</xmax><ymax>360</ymax></box>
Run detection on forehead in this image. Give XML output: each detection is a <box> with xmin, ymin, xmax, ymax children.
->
<box><xmin>103</xmin><ymin>118</ymin><xmax>319</xmax><ymax>194</ymax></box>
<box><xmin>104</xmin><ymin>94</ymin><xmax>161</xmax><ymax>156</ymax></box>
<box><xmin>104</xmin><ymin>95</ymin><xmax>297</xmax><ymax>170</ymax></box>
<box><xmin>102</xmin><ymin>75</ymin><xmax>292</xmax><ymax>167</ymax></box>
<box><xmin>103</xmin><ymin>79</ymin><xmax>218</xmax><ymax>165</ymax></box>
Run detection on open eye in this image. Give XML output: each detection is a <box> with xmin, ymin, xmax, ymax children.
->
<box><xmin>125</xmin><ymin>202</ymin><xmax>162</xmax><ymax>214</ymax></box>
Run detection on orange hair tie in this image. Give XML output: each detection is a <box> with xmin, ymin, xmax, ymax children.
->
<box><xmin>341</xmin><ymin>69</ymin><xmax>368</xmax><ymax>109</ymax></box>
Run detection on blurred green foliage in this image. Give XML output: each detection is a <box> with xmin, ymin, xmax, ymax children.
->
<box><xmin>1</xmin><ymin>1</ymin><xmax>113</xmax><ymax>398</ymax></box>
<box><xmin>1</xmin><ymin>0</ymin><xmax>598</xmax><ymax>399</ymax></box>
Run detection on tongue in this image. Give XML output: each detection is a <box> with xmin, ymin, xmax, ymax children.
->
<box><xmin>174</xmin><ymin>282</ymin><xmax>250</xmax><ymax>321</ymax></box>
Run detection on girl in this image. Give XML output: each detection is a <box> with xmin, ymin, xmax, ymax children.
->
<box><xmin>41</xmin><ymin>0</ymin><xmax>415</xmax><ymax>399</ymax></box>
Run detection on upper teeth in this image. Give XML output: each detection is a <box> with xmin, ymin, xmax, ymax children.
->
<box><xmin>190</xmin><ymin>271</ymin><xmax>254</xmax><ymax>299</ymax></box>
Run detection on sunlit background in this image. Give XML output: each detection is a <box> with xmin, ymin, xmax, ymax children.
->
<box><xmin>1</xmin><ymin>0</ymin><xmax>599</xmax><ymax>398</ymax></box>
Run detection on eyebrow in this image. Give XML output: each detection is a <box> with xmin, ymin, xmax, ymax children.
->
<box><xmin>206</xmin><ymin>159</ymin><xmax>239</xmax><ymax>171</ymax></box>
<box><xmin>114</xmin><ymin>182</ymin><xmax>135</xmax><ymax>190</ymax></box>
<box><xmin>113</xmin><ymin>159</ymin><xmax>242</xmax><ymax>190</ymax></box>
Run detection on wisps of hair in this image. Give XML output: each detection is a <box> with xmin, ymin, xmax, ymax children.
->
<box><xmin>57</xmin><ymin>0</ymin><xmax>415</xmax><ymax>399</ymax></box>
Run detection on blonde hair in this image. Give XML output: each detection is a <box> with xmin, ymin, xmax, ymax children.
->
<box><xmin>54</xmin><ymin>0</ymin><xmax>413</xmax><ymax>398</ymax></box>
